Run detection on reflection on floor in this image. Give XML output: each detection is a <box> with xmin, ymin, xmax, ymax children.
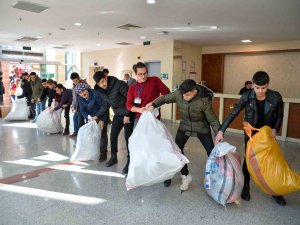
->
<box><xmin>0</xmin><ymin>119</ymin><xmax>299</xmax><ymax>225</ymax></box>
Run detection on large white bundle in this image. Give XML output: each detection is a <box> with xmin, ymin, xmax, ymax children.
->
<box><xmin>36</xmin><ymin>108</ymin><xmax>63</xmax><ymax>133</ymax></box>
<box><xmin>4</xmin><ymin>98</ymin><xmax>29</xmax><ymax>121</ymax></box>
<box><xmin>126</xmin><ymin>112</ymin><xmax>189</xmax><ymax>190</ymax></box>
<box><xmin>205</xmin><ymin>142</ymin><xmax>244</xmax><ymax>205</ymax></box>
<box><xmin>70</xmin><ymin>121</ymin><xmax>101</xmax><ymax>161</ymax></box>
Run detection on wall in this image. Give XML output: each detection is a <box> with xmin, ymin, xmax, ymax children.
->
<box><xmin>173</xmin><ymin>41</ymin><xmax>202</xmax><ymax>85</ymax></box>
<box><xmin>81</xmin><ymin>40</ymin><xmax>174</xmax><ymax>120</ymax></box>
<box><xmin>224</xmin><ymin>52</ymin><xmax>300</xmax><ymax>98</ymax></box>
<box><xmin>202</xmin><ymin>40</ymin><xmax>300</xmax><ymax>97</ymax></box>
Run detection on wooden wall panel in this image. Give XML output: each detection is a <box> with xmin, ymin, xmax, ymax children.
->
<box><xmin>223</xmin><ymin>98</ymin><xmax>244</xmax><ymax>130</ymax></box>
<box><xmin>212</xmin><ymin>97</ymin><xmax>220</xmax><ymax>118</ymax></box>
<box><xmin>201</xmin><ymin>54</ymin><xmax>224</xmax><ymax>93</ymax></box>
<box><xmin>287</xmin><ymin>103</ymin><xmax>300</xmax><ymax>139</ymax></box>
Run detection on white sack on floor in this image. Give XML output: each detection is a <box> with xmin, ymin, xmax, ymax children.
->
<box><xmin>4</xmin><ymin>98</ymin><xmax>29</xmax><ymax>121</ymax></box>
<box><xmin>126</xmin><ymin>112</ymin><xmax>189</xmax><ymax>190</ymax></box>
<box><xmin>204</xmin><ymin>142</ymin><xmax>244</xmax><ymax>205</ymax></box>
<box><xmin>36</xmin><ymin>108</ymin><xmax>63</xmax><ymax>134</ymax></box>
<box><xmin>70</xmin><ymin>121</ymin><xmax>101</xmax><ymax>162</ymax></box>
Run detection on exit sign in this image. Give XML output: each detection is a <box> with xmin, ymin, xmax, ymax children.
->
<box><xmin>143</xmin><ymin>41</ymin><xmax>151</xmax><ymax>46</ymax></box>
<box><xmin>23</xmin><ymin>46</ymin><xmax>31</xmax><ymax>50</ymax></box>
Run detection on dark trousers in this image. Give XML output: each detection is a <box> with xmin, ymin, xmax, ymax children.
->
<box><xmin>175</xmin><ymin>130</ymin><xmax>214</xmax><ymax>176</ymax></box>
<box><xmin>243</xmin><ymin>132</ymin><xmax>255</xmax><ymax>185</ymax></box>
<box><xmin>100</xmin><ymin>121</ymin><xmax>108</xmax><ymax>153</ymax></box>
<box><xmin>110</xmin><ymin>114</ymin><xmax>135</xmax><ymax>157</ymax></box>
<box><xmin>64</xmin><ymin>106</ymin><xmax>70</xmax><ymax>131</ymax></box>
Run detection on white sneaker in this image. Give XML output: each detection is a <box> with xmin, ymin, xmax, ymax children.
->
<box><xmin>180</xmin><ymin>174</ymin><xmax>192</xmax><ymax>191</ymax></box>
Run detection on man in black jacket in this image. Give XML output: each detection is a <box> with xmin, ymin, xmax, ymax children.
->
<box><xmin>93</xmin><ymin>71</ymin><xmax>135</xmax><ymax>174</ymax></box>
<box><xmin>215</xmin><ymin>71</ymin><xmax>286</xmax><ymax>206</ymax></box>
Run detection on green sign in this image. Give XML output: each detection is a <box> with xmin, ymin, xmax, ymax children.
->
<box><xmin>161</xmin><ymin>73</ymin><xmax>168</xmax><ymax>80</ymax></box>
<box><xmin>41</xmin><ymin>73</ymin><xmax>55</xmax><ymax>79</ymax></box>
<box><xmin>143</xmin><ymin>41</ymin><xmax>151</xmax><ymax>46</ymax></box>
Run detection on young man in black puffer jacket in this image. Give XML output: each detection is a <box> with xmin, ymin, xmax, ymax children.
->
<box><xmin>93</xmin><ymin>71</ymin><xmax>135</xmax><ymax>174</ymax></box>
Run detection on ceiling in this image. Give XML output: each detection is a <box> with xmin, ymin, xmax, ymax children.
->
<box><xmin>0</xmin><ymin>0</ymin><xmax>300</xmax><ymax>52</ymax></box>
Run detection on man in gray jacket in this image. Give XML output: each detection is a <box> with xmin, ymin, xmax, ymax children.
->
<box><xmin>146</xmin><ymin>79</ymin><xmax>220</xmax><ymax>191</ymax></box>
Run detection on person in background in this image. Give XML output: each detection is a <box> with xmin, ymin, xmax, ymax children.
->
<box><xmin>215</xmin><ymin>71</ymin><xmax>286</xmax><ymax>206</ymax></box>
<box><xmin>239</xmin><ymin>80</ymin><xmax>252</xmax><ymax>95</ymax></box>
<box><xmin>0</xmin><ymin>77</ymin><xmax>5</xmax><ymax>105</ymax></box>
<box><xmin>103</xmin><ymin>68</ymin><xmax>110</xmax><ymax>77</ymax></box>
<box><xmin>123</xmin><ymin>73</ymin><xmax>136</xmax><ymax>87</ymax></box>
<box><xmin>69</xmin><ymin>72</ymin><xmax>89</xmax><ymax>138</ymax></box>
<box><xmin>30</xmin><ymin>72</ymin><xmax>44</xmax><ymax>123</ymax></box>
<box><xmin>75</xmin><ymin>83</ymin><xmax>108</xmax><ymax>155</ymax></box>
<box><xmin>93</xmin><ymin>70</ymin><xmax>135</xmax><ymax>174</ymax></box>
<box><xmin>17</xmin><ymin>73</ymin><xmax>33</xmax><ymax>118</ymax></box>
<box><xmin>126</xmin><ymin>62</ymin><xmax>171</xmax><ymax>186</ymax></box>
<box><xmin>50</xmin><ymin>84</ymin><xmax>73</xmax><ymax>135</ymax></box>
<box><xmin>146</xmin><ymin>79</ymin><xmax>220</xmax><ymax>191</ymax></box>
<box><xmin>9</xmin><ymin>78</ymin><xmax>18</xmax><ymax>102</ymax></box>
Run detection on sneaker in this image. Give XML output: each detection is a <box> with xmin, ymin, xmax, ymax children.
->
<box><xmin>180</xmin><ymin>174</ymin><xmax>192</xmax><ymax>191</ymax></box>
<box><xmin>69</xmin><ymin>133</ymin><xmax>77</xmax><ymax>138</ymax></box>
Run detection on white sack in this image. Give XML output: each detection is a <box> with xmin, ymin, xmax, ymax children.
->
<box><xmin>126</xmin><ymin>112</ymin><xmax>189</xmax><ymax>190</ymax></box>
<box><xmin>70</xmin><ymin>121</ymin><xmax>101</xmax><ymax>162</ymax></box>
<box><xmin>4</xmin><ymin>98</ymin><xmax>29</xmax><ymax>121</ymax></box>
<box><xmin>36</xmin><ymin>108</ymin><xmax>63</xmax><ymax>133</ymax></box>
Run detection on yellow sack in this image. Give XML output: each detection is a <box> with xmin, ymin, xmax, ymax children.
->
<box><xmin>244</xmin><ymin>122</ymin><xmax>300</xmax><ymax>195</ymax></box>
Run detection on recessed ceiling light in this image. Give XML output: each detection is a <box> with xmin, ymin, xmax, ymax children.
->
<box><xmin>210</xmin><ymin>26</ymin><xmax>218</xmax><ymax>29</ymax></box>
<box><xmin>36</xmin><ymin>36</ymin><xmax>42</xmax><ymax>39</ymax></box>
<box><xmin>74</xmin><ymin>22</ymin><xmax>82</xmax><ymax>26</ymax></box>
<box><xmin>241</xmin><ymin>40</ymin><xmax>252</xmax><ymax>43</ymax></box>
<box><xmin>97</xmin><ymin>11</ymin><xmax>115</xmax><ymax>14</ymax></box>
<box><xmin>147</xmin><ymin>0</ymin><xmax>156</xmax><ymax>4</ymax></box>
<box><xmin>140</xmin><ymin>36</ymin><xmax>146</xmax><ymax>39</ymax></box>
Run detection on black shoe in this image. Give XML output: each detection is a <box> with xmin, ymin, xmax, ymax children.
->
<box><xmin>272</xmin><ymin>196</ymin><xmax>286</xmax><ymax>206</ymax></box>
<box><xmin>106</xmin><ymin>154</ymin><xmax>118</xmax><ymax>167</ymax></box>
<box><xmin>122</xmin><ymin>159</ymin><xmax>130</xmax><ymax>174</ymax></box>
<box><xmin>122</xmin><ymin>166</ymin><xmax>128</xmax><ymax>175</ymax></box>
<box><xmin>241</xmin><ymin>183</ymin><xmax>250</xmax><ymax>201</ymax></box>
<box><xmin>99</xmin><ymin>152</ymin><xmax>107</xmax><ymax>162</ymax></box>
<box><xmin>163</xmin><ymin>179</ymin><xmax>171</xmax><ymax>187</ymax></box>
<box><xmin>63</xmin><ymin>129</ymin><xmax>70</xmax><ymax>135</ymax></box>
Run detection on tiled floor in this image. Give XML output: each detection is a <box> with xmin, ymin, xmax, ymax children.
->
<box><xmin>0</xmin><ymin>119</ymin><xmax>299</xmax><ymax>225</ymax></box>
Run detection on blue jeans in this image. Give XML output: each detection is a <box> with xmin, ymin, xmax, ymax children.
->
<box><xmin>73</xmin><ymin>111</ymin><xmax>79</xmax><ymax>134</ymax></box>
<box><xmin>33</xmin><ymin>100</ymin><xmax>46</xmax><ymax>121</ymax></box>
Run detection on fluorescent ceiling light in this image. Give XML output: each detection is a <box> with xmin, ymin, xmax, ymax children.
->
<box><xmin>210</xmin><ymin>26</ymin><xmax>218</xmax><ymax>29</ymax></box>
<box><xmin>74</xmin><ymin>22</ymin><xmax>82</xmax><ymax>26</ymax></box>
<box><xmin>140</xmin><ymin>36</ymin><xmax>146</xmax><ymax>39</ymax></box>
<box><xmin>36</xmin><ymin>36</ymin><xmax>42</xmax><ymax>39</ymax></box>
<box><xmin>97</xmin><ymin>11</ymin><xmax>115</xmax><ymax>14</ymax></box>
<box><xmin>147</xmin><ymin>0</ymin><xmax>156</xmax><ymax>4</ymax></box>
<box><xmin>241</xmin><ymin>39</ymin><xmax>252</xmax><ymax>43</ymax></box>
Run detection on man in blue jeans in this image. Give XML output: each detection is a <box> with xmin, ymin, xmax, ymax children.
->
<box><xmin>70</xmin><ymin>72</ymin><xmax>90</xmax><ymax>138</ymax></box>
<box><xmin>146</xmin><ymin>79</ymin><xmax>220</xmax><ymax>191</ymax></box>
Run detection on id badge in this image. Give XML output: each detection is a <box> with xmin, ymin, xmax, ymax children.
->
<box><xmin>134</xmin><ymin>97</ymin><xmax>141</xmax><ymax>104</ymax></box>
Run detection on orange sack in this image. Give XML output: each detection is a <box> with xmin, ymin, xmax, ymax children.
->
<box><xmin>244</xmin><ymin>122</ymin><xmax>300</xmax><ymax>196</ymax></box>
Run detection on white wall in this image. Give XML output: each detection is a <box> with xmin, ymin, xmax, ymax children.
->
<box><xmin>81</xmin><ymin>41</ymin><xmax>174</xmax><ymax>120</ymax></box>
